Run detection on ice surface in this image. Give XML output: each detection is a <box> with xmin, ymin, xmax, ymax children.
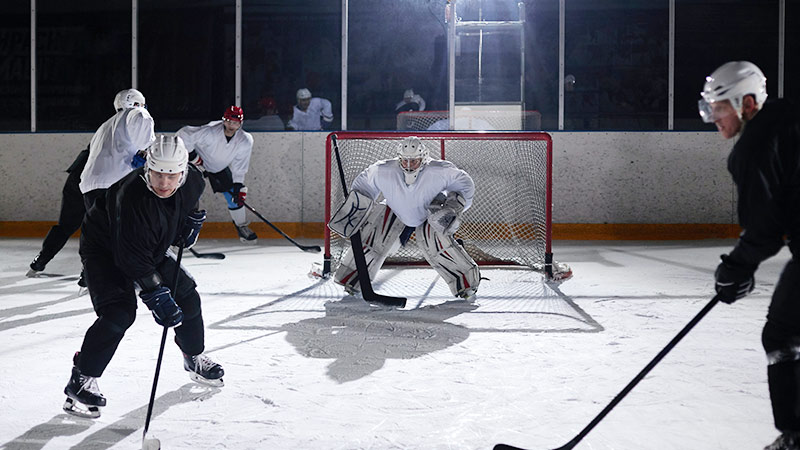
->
<box><xmin>0</xmin><ymin>238</ymin><xmax>782</xmax><ymax>449</ymax></box>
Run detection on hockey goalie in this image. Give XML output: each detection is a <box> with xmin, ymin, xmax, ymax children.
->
<box><xmin>329</xmin><ymin>136</ymin><xmax>481</xmax><ymax>300</ymax></box>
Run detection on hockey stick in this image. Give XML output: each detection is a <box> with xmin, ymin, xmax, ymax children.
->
<box><xmin>494</xmin><ymin>294</ymin><xmax>722</xmax><ymax>450</ymax></box>
<box><xmin>241</xmin><ymin>201</ymin><xmax>322</xmax><ymax>253</ymax></box>
<box><xmin>142</xmin><ymin>242</ymin><xmax>185</xmax><ymax>450</ymax></box>
<box><xmin>331</xmin><ymin>134</ymin><xmax>406</xmax><ymax>308</ymax></box>
<box><xmin>189</xmin><ymin>247</ymin><xmax>225</xmax><ymax>260</ymax></box>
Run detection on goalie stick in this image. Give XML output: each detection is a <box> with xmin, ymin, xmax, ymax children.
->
<box><xmin>331</xmin><ymin>134</ymin><xmax>406</xmax><ymax>308</ymax></box>
<box><xmin>494</xmin><ymin>294</ymin><xmax>721</xmax><ymax>450</ymax></box>
<box><xmin>189</xmin><ymin>248</ymin><xmax>225</xmax><ymax>260</ymax></box>
<box><xmin>241</xmin><ymin>201</ymin><xmax>322</xmax><ymax>253</ymax></box>
<box><xmin>142</xmin><ymin>241</ymin><xmax>186</xmax><ymax>450</ymax></box>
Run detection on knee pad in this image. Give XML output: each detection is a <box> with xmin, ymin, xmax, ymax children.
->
<box><xmin>416</xmin><ymin>222</ymin><xmax>481</xmax><ymax>298</ymax></box>
<box><xmin>97</xmin><ymin>304</ymin><xmax>136</xmax><ymax>335</ymax></box>
<box><xmin>334</xmin><ymin>203</ymin><xmax>406</xmax><ymax>292</ymax></box>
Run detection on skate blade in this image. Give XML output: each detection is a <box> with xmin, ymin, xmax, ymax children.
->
<box><xmin>77</xmin><ymin>287</ymin><xmax>89</xmax><ymax>296</ymax></box>
<box><xmin>26</xmin><ymin>269</ymin><xmax>43</xmax><ymax>278</ymax></box>
<box><xmin>63</xmin><ymin>397</ymin><xmax>101</xmax><ymax>419</ymax></box>
<box><xmin>189</xmin><ymin>372</ymin><xmax>224</xmax><ymax>387</ymax></box>
<box><xmin>239</xmin><ymin>237</ymin><xmax>258</xmax><ymax>244</ymax></box>
<box><xmin>142</xmin><ymin>434</ymin><xmax>161</xmax><ymax>450</ymax></box>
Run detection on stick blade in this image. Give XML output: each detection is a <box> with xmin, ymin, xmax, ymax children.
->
<box><xmin>363</xmin><ymin>293</ymin><xmax>407</xmax><ymax>308</ymax></box>
<box><xmin>302</xmin><ymin>245</ymin><xmax>322</xmax><ymax>253</ymax></box>
<box><xmin>493</xmin><ymin>445</ymin><xmax>526</xmax><ymax>450</ymax></box>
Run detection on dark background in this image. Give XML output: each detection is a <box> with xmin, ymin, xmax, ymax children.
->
<box><xmin>0</xmin><ymin>0</ymin><xmax>793</xmax><ymax>132</ymax></box>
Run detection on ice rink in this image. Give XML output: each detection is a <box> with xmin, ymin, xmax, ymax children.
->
<box><xmin>0</xmin><ymin>237</ymin><xmax>783</xmax><ymax>449</ymax></box>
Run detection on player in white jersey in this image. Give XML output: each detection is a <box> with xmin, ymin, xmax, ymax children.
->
<box><xmin>79</xmin><ymin>88</ymin><xmax>155</xmax><ymax>208</ymax></box>
<box><xmin>331</xmin><ymin>136</ymin><xmax>481</xmax><ymax>300</ymax></box>
<box><xmin>177</xmin><ymin>105</ymin><xmax>257</xmax><ymax>242</ymax></box>
<box><xmin>287</xmin><ymin>88</ymin><xmax>333</xmax><ymax>130</ymax></box>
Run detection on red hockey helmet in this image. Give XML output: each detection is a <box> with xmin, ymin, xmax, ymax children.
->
<box><xmin>223</xmin><ymin>105</ymin><xmax>244</xmax><ymax>122</ymax></box>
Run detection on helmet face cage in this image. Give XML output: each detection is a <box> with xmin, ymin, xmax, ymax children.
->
<box><xmin>397</xmin><ymin>137</ymin><xmax>429</xmax><ymax>184</ymax></box>
<box><xmin>698</xmin><ymin>61</ymin><xmax>767</xmax><ymax>123</ymax></box>
<box><xmin>144</xmin><ymin>135</ymin><xmax>188</xmax><ymax>198</ymax></box>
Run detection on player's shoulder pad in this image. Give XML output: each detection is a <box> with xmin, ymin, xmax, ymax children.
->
<box><xmin>426</xmin><ymin>159</ymin><xmax>458</xmax><ymax>170</ymax></box>
<box><xmin>241</xmin><ymin>130</ymin><xmax>254</xmax><ymax>144</ymax></box>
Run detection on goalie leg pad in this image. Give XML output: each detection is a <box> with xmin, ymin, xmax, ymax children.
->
<box><xmin>334</xmin><ymin>203</ymin><xmax>406</xmax><ymax>292</ymax></box>
<box><xmin>415</xmin><ymin>222</ymin><xmax>481</xmax><ymax>298</ymax></box>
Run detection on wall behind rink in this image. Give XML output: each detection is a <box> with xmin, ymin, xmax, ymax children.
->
<box><xmin>0</xmin><ymin>131</ymin><xmax>737</xmax><ymax>239</ymax></box>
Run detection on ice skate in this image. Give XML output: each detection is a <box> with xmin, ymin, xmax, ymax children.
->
<box><xmin>183</xmin><ymin>353</ymin><xmax>224</xmax><ymax>387</ymax></box>
<box><xmin>458</xmin><ymin>287</ymin><xmax>478</xmax><ymax>303</ymax></box>
<box><xmin>63</xmin><ymin>366</ymin><xmax>105</xmax><ymax>419</ymax></box>
<box><xmin>233</xmin><ymin>222</ymin><xmax>257</xmax><ymax>243</ymax></box>
<box><xmin>26</xmin><ymin>253</ymin><xmax>46</xmax><ymax>277</ymax></box>
<box><xmin>765</xmin><ymin>432</ymin><xmax>800</xmax><ymax>450</ymax></box>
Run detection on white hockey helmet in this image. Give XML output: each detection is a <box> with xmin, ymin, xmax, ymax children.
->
<box><xmin>699</xmin><ymin>61</ymin><xmax>767</xmax><ymax>123</ymax></box>
<box><xmin>397</xmin><ymin>136</ymin><xmax>430</xmax><ymax>185</ymax></box>
<box><xmin>117</xmin><ymin>88</ymin><xmax>147</xmax><ymax>110</ymax></box>
<box><xmin>144</xmin><ymin>135</ymin><xmax>188</xmax><ymax>198</ymax></box>
<box><xmin>296</xmin><ymin>88</ymin><xmax>312</xmax><ymax>100</ymax></box>
<box><xmin>113</xmin><ymin>89</ymin><xmax>127</xmax><ymax>111</ymax></box>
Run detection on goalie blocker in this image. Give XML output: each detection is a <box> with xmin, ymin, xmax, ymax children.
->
<box><xmin>330</xmin><ymin>197</ymin><xmax>480</xmax><ymax>299</ymax></box>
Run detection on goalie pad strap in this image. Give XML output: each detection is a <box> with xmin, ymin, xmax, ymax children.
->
<box><xmin>334</xmin><ymin>203</ymin><xmax>406</xmax><ymax>291</ymax></box>
<box><xmin>416</xmin><ymin>222</ymin><xmax>480</xmax><ymax>297</ymax></box>
<box><xmin>328</xmin><ymin>190</ymin><xmax>375</xmax><ymax>238</ymax></box>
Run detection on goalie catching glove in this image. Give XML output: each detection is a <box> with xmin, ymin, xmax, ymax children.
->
<box><xmin>427</xmin><ymin>191</ymin><xmax>466</xmax><ymax>235</ymax></box>
<box><xmin>328</xmin><ymin>190</ymin><xmax>375</xmax><ymax>238</ymax></box>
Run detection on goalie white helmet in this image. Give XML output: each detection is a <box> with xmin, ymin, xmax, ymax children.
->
<box><xmin>117</xmin><ymin>88</ymin><xmax>147</xmax><ymax>110</ymax></box>
<box><xmin>397</xmin><ymin>136</ymin><xmax>430</xmax><ymax>185</ymax></box>
<box><xmin>144</xmin><ymin>135</ymin><xmax>188</xmax><ymax>198</ymax></box>
<box><xmin>699</xmin><ymin>61</ymin><xmax>767</xmax><ymax>123</ymax></box>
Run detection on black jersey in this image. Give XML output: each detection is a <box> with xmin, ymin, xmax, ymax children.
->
<box><xmin>727</xmin><ymin>99</ymin><xmax>800</xmax><ymax>266</ymax></box>
<box><xmin>80</xmin><ymin>166</ymin><xmax>205</xmax><ymax>282</ymax></box>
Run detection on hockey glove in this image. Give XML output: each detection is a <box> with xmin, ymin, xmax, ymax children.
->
<box><xmin>428</xmin><ymin>207</ymin><xmax>461</xmax><ymax>235</ymax></box>
<box><xmin>174</xmin><ymin>209</ymin><xmax>206</xmax><ymax>249</ymax></box>
<box><xmin>140</xmin><ymin>286</ymin><xmax>184</xmax><ymax>327</ymax></box>
<box><xmin>714</xmin><ymin>254</ymin><xmax>756</xmax><ymax>304</ymax></box>
<box><xmin>232</xmin><ymin>183</ymin><xmax>247</xmax><ymax>207</ymax></box>
<box><xmin>131</xmin><ymin>150</ymin><xmax>147</xmax><ymax>169</ymax></box>
<box><xmin>188</xmin><ymin>150</ymin><xmax>205</xmax><ymax>172</ymax></box>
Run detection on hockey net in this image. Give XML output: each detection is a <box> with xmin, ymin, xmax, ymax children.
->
<box><xmin>396</xmin><ymin>110</ymin><xmax>542</xmax><ymax>131</ymax></box>
<box><xmin>324</xmin><ymin>131</ymin><xmax>571</xmax><ymax>280</ymax></box>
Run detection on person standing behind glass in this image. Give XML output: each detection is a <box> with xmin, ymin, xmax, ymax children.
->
<box><xmin>287</xmin><ymin>88</ymin><xmax>333</xmax><ymax>131</ymax></box>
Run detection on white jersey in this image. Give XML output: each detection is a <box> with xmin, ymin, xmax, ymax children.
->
<box><xmin>79</xmin><ymin>107</ymin><xmax>155</xmax><ymax>193</ymax></box>
<box><xmin>351</xmin><ymin>159</ymin><xmax>475</xmax><ymax>227</ymax></box>
<box><xmin>287</xmin><ymin>98</ymin><xmax>333</xmax><ymax>131</ymax></box>
<box><xmin>176</xmin><ymin>120</ymin><xmax>254</xmax><ymax>184</ymax></box>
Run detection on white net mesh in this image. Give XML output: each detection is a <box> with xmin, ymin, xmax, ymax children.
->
<box><xmin>396</xmin><ymin>110</ymin><xmax>542</xmax><ymax>131</ymax></box>
<box><xmin>325</xmin><ymin>132</ymin><xmax>554</xmax><ymax>275</ymax></box>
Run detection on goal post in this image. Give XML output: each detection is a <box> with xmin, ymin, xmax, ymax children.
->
<box><xmin>324</xmin><ymin>131</ymin><xmax>567</xmax><ymax>279</ymax></box>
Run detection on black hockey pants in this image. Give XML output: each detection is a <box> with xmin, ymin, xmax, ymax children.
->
<box><xmin>36</xmin><ymin>151</ymin><xmax>88</xmax><ymax>266</ymax></box>
<box><xmin>763</xmin><ymin>258</ymin><xmax>800</xmax><ymax>432</ymax></box>
<box><xmin>78</xmin><ymin>252</ymin><xmax>205</xmax><ymax>377</ymax></box>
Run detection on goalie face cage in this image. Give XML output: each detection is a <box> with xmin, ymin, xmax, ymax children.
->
<box><xmin>325</xmin><ymin>131</ymin><xmax>554</xmax><ymax>276</ymax></box>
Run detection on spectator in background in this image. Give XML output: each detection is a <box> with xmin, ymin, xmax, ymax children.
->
<box><xmin>244</xmin><ymin>97</ymin><xmax>285</xmax><ymax>131</ymax></box>
<box><xmin>395</xmin><ymin>89</ymin><xmax>426</xmax><ymax>113</ymax></box>
<box><xmin>287</xmin><ymin>88</ymin><xmax>333</xmax><ymax>131</ymax></box>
